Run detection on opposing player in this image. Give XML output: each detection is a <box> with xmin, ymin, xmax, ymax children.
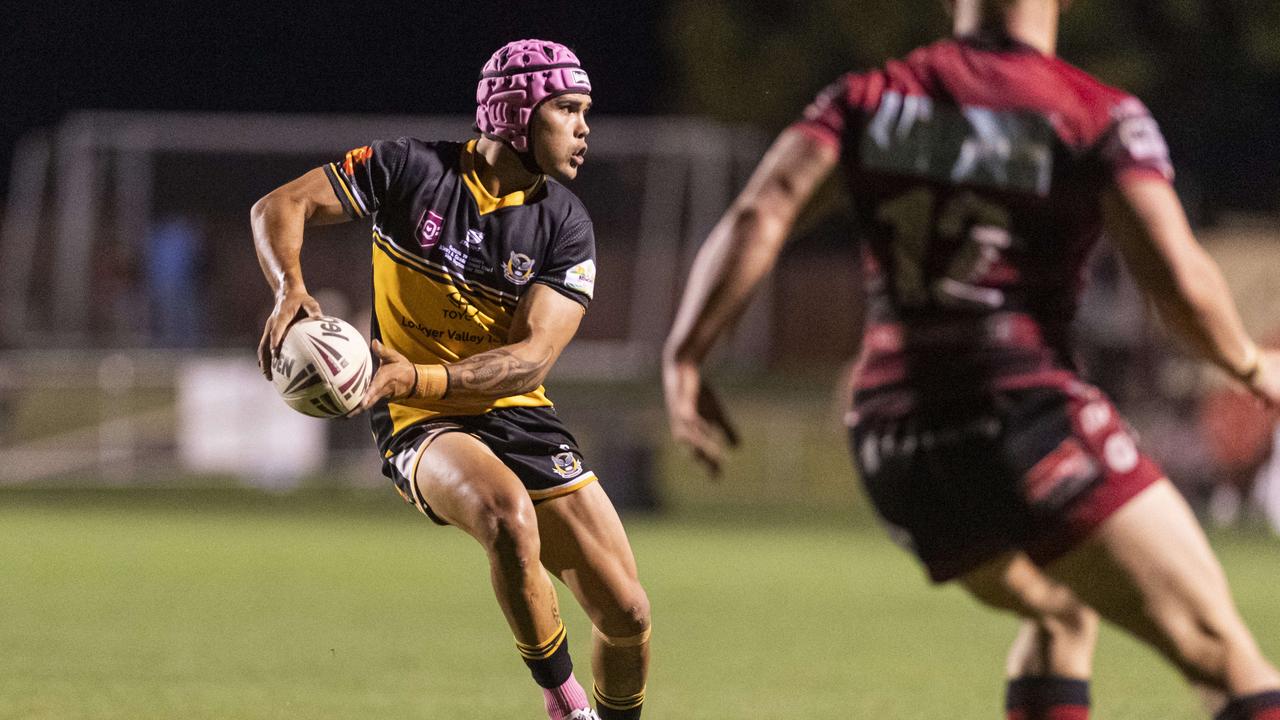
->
<box><xmin>664</xmin><ymin>2</ymin><xmax>1280</xmax><ymax>718</ymax></box>
<box><xmin>252</xmin><ymin>40</ymin><xmax>650</xmax><ymax>720</ymax></box>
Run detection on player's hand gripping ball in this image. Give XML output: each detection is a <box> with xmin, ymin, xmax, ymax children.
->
<box><xmin>270</xmin><ymin>316</ymin><xmax>373</xmax><ymax>418</ymax></box>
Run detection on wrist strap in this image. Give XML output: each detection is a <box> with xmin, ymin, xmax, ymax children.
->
<box><xmin>412</xmin><ymin>364</ymin><xmax>449</xmax><ymax>401</ymax></box>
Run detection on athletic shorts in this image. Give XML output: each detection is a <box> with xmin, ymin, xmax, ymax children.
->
<box><xmin>381</xmin><ymin>406</ymin><xmax>599</xmax><ymax>525</ymax></box>
<box><xmin>847</xmin><ymin>380</ymin><xmax>1161</xmax><ymax>583</ymax></box>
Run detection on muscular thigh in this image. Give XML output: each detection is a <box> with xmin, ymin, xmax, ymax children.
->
<box><xmin>536</xmin><ymin>482</ymin><xmax>645</xmax><ymax>628</ymax></box>
<box><xmin>1043</xmin><ymin>480</ymin><xmax>1245</xmax><ymax>652</ymax></box>
<box><xmin>414</xmin><ymin>431</ymin><xmax>532</xmax><ymax>535</ymax></box>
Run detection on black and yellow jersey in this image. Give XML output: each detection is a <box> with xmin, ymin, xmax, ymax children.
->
<box><xmin>323</xmin><ymin>138</ymin><xmax>597</xmax><ymax>454</ymax></box>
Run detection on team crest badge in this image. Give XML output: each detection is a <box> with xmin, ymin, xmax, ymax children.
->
<box><xmin>551</xmin><ymin>451</ymin><xmax>583</xmax><ymax>479</ymax></box>
<box><xmin>504</xmin><ymin>251</ymin><xmax>535</xmax><ymax>285</ymax></box>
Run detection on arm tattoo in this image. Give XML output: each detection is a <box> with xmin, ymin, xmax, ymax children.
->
<box><xmin>446</xmin><ymin>346</ymin><xmax>553</xmax><ymax>401</ymax></box>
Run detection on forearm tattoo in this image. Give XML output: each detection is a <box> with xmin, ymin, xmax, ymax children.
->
<box><xmin>446</xmin><ymin>347</ymin><xmax>553</xmax><ymax>400</ymax></box>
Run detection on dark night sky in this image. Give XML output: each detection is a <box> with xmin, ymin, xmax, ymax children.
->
<box><xmin>5</xmin><ymin>2</ymin><xmax>1278</xmax><ymax>215</ymax></box>
<box><xmin>1</xmin><ymin>1</ymin><xmax>665</xmax><ymax>193</ymax></box>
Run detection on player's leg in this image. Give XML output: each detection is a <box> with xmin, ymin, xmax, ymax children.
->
<box><xmin>413</xmin><ymin>431</ymin><xmax>592</xmax><ymax>718</ymax></box>
<box><xmin>1043</xmin><ymin>479</ymin><xmax>1280</xmax><ymax>719</ymax></box>
<box><xmin>962</xmin><ymin>552</ymin><xmax>1099</xmax><ymax>720</ymax></box>
<box><xmin>537</xmin><ymin>481</ymin><xmax>651</xmax><ymax>720</ymax></box>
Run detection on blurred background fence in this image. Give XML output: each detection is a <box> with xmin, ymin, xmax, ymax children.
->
<box><xmin>1</xmin><ymin>113</ymin><xmax>1278</xmax><ymax>531</ymax></box>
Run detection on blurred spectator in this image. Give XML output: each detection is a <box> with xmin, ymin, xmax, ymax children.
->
<box><xmin>145</xmin><ymin>214</ymin><xmax>207</xmax><ymax>346</ymax></box>
<box><xmin>1075</xmin><ymin>247</ymin><xmax>1149</xmax><ymax>406</ymax></box>
<box><xmin>1251</xmin><ymin>431</ymin><xmax>1280</xmax><ymax>535</ymax></box>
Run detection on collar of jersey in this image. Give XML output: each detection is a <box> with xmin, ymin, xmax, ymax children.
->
<box><xmin>956</xmin><ymin>31</ymin><xmax>1047</xmax><ymax>57</ymax></box>
<box><xmin>460</xmin><ymin>139</ymin><xmax>545</xmax><ymax>215</ymax></box>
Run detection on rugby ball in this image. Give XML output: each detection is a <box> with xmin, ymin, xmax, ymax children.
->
<box><xmin>270</xmin><ymin>316</ymin><xmax>373</xmax><ymax>418</ymax></box>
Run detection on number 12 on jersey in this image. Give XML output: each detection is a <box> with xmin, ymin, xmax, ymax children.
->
<box><xmin>877</xmin><ymin>187</ymin><xmax>1012</xmax><ymax>310</ymax></box>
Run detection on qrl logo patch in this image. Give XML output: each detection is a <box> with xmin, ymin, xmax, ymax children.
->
<box><xmin>418</xmin><ymin>210</ymin><xmax>445</xmax><ymax>250</ymax></box>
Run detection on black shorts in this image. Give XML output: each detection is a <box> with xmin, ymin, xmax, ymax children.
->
<box><xmin>848</xmin><ymin>380</ymin><xmax>1160</xmax><ymax>583</ymax></box>
<box><xmin>381</xmin><ymin>406</ymin><xmax>598</xmax><ymax>525</ymax></box>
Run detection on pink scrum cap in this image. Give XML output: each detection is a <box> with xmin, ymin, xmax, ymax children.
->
<box><xmin>476</xmin><ymin>39</ymin><xmax>592</xmax><ymax>153</ymax></box>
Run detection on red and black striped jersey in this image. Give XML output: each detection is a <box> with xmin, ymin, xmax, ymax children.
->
<box><xmin>792</xmin><ymin>33</ymin><xmax>1175</xmax><ymax>410</ymax></box>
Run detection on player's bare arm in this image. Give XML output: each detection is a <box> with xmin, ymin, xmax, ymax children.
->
<box><xmin>251</xmin><ymin>167</ymin><xmax>352</xmax><ymax>379</ymax></box>
<box><xmin>1103</xmin><ymin>177</ymin><xmax>1280</xmax><ymax>404</ymax></box>
<box><xmin>662</xmin><ymin>127</ymin><xmax>838</xmax><ymax>474</ymax></box>
<box><xmin>355</xmin><ymin>283</ymin><xmax>585</xmax><ymax>412</ymax></box>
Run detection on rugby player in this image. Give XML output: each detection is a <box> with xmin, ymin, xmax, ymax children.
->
<box><xmin>663</xmin><ymin>1</ymin><xmax>1280</xmax><ymax>718</ymax></box>
<box><xmin>252</xmin><ymin>40</ymin><xmax>649</xmax><ymax>720</ymax></box>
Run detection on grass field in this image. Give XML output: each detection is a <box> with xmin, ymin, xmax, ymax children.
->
<box><xmin>2</xmin><ymin>487</ymin><xmax>1278</xmax><ymax>720</ymax></box>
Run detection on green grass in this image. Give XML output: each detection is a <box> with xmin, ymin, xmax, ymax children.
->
<box><xmin>1</xmin><ymin>488</ymin><xmax>1278</xmax><ymax>719</ymax></box>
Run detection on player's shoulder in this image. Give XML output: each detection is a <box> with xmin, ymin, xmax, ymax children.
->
<box><xmin>1039</xmin><ymin>55</ymin><xmax>1157</xmax><ymax>145</ymax></box>
<box><xmin>538</xmin><ymin>177</ymin><xmax>593</xmax><ymax>226</ymax></box>
<box><xmin>799</xmin><ymin>39</ymin><xmax>964</xmax><ymax>120</ymax></box>
<box><xmin>898</xmin><ymin>36</ymin><xmax>963</xmax><ymax>70</ymax></box>
<box><xmin>354</xmin><ymin>137</ymin><xmax>465</xmax><ymax>191</ymax></box>
<box><xmin>384</xmin><ymin>137</ymin><xmax>463</xmax><ymax>170</ymax></box>
<box><xmin>851</xmin><ymin>37</ymin><xmax>979</xmax><ymax>104</ymax></box>
<box><xmin>1044</xmin><ymin>55</ymin><xmax>1141</xmax><ymax>111</ymax></box>
<box><xmin>908</xmin><ymin>37</ymin><xmax>1152</xmax><ymax>145</ymax></box>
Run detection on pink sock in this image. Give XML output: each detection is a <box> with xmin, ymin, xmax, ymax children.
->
<box><xmin>543</xmin><ymin>673</ymin><xmax>590</xmax><ymax>719</ymax></box>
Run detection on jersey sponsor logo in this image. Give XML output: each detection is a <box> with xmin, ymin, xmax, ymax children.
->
<box><xmin>861</xmin><ymin>91</ymin><xmax>1056</xmax><ymax>197</ymax></box>
<box><xmin>447</xmin><ymin>291</ymin><xmax>481</xmax><ymax>319</ymax></box>
<box><xmin>1103</xmin><ymin>432</ymin><xmax>1139</xmax><ymax>474</ymax></box>
<box><xmin>399</xmin><ymin>314</ymin><xmax>498</xmax><ymax>344</ymax></box>
<box><xmin>1107</xmin><ymin>98</ymin><xmax>1173</xmax><ymax>179</ymax></box>
<box><xmin>1025</xmin><ymin>438</ymin><xmax>1100</xmax><ymax>508</ymax></box>
<box><xmin>465</xmin><ymin>229</ymin><xmax>485</xmax><ymax>247</ymax></box>
<box><xmin>443</xmin><ymin>245</ymin><xmax>468</xmax><ymax>269</ymax></box>
<box><xmin>1079</xmin><ymin>400</ymin><xmax>1112</xmax><ymax>436</ymax></box>
<box><xmin>418</xmin><ymin>210</ymin><xmax>445</xmax><ymax>250</ymax></box>
<box><xmin>564</xmin><ymin>259</ymin><xmax>595</xmax><ymax>298</ymax></box>
<box><xmin>504</xmin><ymin>251</ymin><xmax>536</xmax><ymax>285</ymax></box>
<box><xmin>551</xmin><ymin>449</ymin><xmax>583</xmax><ymax>479</ymax></box>
<box><xmin>342</xmin><ymin>145</ymin><xmax>373</xmax><ymax>176</ymax></box>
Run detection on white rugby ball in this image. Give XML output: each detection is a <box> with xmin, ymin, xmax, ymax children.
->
<box><xmin>270</xmin><ymin>316</ymin><xmax>373</xmax><ymax>418</ymax></box>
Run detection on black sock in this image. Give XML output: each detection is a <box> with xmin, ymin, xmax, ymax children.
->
<box><xmin>1005</xmin><ymin>676</ymin><xmax>1090</xmax><ymax>719</ymax></box>
<box><xmin>1215</xmin><ymin>691</ymin><xmax>1280</xmax><ymax>720</ymax></box>
<box><xmin>515</xmin><ymin>622</ymin><xmax>573</xmax><ymax>689</ymax></box>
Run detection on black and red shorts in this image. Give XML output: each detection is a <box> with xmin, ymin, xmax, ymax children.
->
<box><xmin>848</xmin><ymin>380</ymin><xmax>1161</xmax><ymax>583</ymax></box>
<box><xmin>381</xmin><ymin>406</ymin><xmax>598</xmax><ymax>525</ymax></box>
